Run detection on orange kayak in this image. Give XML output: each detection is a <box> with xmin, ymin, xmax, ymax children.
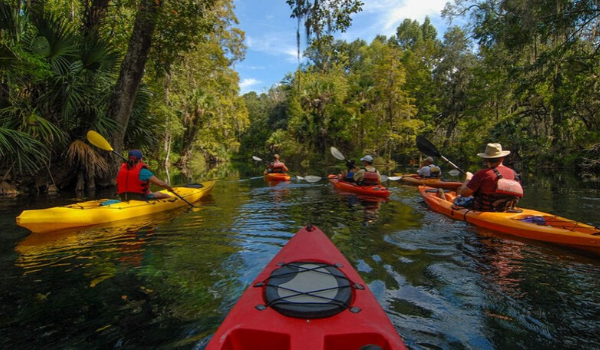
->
<box><xmin>265</xmin><ymin>172</ymin><xmax>291</xmax><ymax>181</ymax></box>
<box><xmin>328</xmin><ymin>175</ymin><xmax>390</xmax><ymax>198</ymax></box>
<box><xmin>418</xmin><ymin>186</ymin><xmax>600</xmax><ymax>250</ymax></box>
<box><xmin>399</xmin><ymin>174</ymin><xmax>462</xmax><ymax>190</ymax></box>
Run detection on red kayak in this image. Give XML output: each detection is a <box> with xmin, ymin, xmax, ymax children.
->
<box><xmin>206</xmin><ymin>225</ymin><xmax>406</xmax><ymax>350</ymax></box>
<box><xmin>328</xmin><ymin>174</ymin><xmax>391</xmax><ymax>198</ymax></box>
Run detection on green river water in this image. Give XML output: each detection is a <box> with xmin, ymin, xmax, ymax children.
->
<box><xmin>1</xmin><ymin>166</ymin><xmax>599</xmax><ymax>349</ymax></box>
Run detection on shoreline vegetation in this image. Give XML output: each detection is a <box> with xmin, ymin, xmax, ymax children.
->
<box><xmin>2</xmin><ymin>1</ymin><xmax>600</xmax><ymax>196</ymax></box>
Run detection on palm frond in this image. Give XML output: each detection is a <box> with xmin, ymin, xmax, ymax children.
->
<box><xmin>66</xmin><ymin>139</ymin><xmax>110</xmax><ymax>178</ymax></box>
<box><xmin>1</xmin><ymin>106</ymin><xmax>68</xmax><ymax>148</ymax></box>
<box><xmin>0</xmin><ymin>127</ymin><xmax>48</xmax><ymax>173</ymax></box>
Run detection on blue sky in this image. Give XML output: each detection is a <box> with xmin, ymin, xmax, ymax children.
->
<box><xmin>233</xmin><ymin>0</ymin><xmax>451</xmax><ymax>95</ymax></box>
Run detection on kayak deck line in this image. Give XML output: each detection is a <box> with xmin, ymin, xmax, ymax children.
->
<box><xmin>206</xmin><ymin>225</ymin><xmax>406</xmax><ymax>350</ymax></box>
<box><xmin>450</xmin><ymin>202</ymin><xmax>600</xmax><ymax>235</ymax></box>
<box><xmin>15</xmin><ymin>181</ymin><xmax>216</xmax><ymax>234</ymax></box>
<box><xmin>419</xmin><ymin>185</ymin><xmax>600</xmax><ymax>251</ymax></box>
<box><xmin>255</xmin><ymin>262</ymin><xmax>357</xmax><ymax>317</ymax></box>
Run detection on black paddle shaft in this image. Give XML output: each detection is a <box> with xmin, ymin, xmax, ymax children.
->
<box><xmin>416</xmin><ymin>136</ymin><xmax>466</xmax><ymax>175</ymax></box>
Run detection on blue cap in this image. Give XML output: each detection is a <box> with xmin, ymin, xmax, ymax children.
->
<box><xmin>128</xmin><ymin>149</ymin><xmax>143</xmax><ymax>160</ymax></box>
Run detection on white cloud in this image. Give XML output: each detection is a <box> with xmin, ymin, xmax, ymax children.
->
<box><xmin>341</xmin><ymin>0</ymin><xmax>448</xmax><ymax>41</ymax></box>
<box><xmin>239</xmin><ymin>78</ymin><xmax>261</xmax><ymax>89</ymax></box>
<box><xmin>246</xmin><ymin>34</ymin><xmax>302</xmax><ymax>63</ymax></box>
<box><xmin>237</xmin><ymin>63</ymin><xmax>266</xmax><ymax>70</ymax></box>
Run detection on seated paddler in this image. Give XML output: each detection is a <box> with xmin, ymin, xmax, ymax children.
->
<box><xmin>117</xmin><ymin>149</ymin><xmax>174</xmax><ymax>201</ymax></box>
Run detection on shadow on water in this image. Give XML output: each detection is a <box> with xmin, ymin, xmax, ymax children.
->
<box><xmin>0</xmin><ymin>167</ymin><xmax>599</xmax><ymax>349</ymax></box>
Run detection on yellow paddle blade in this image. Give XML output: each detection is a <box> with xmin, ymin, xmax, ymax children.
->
<box><xmin>87</xmin><ymin>130</ymin><xmax>114</xmax><ymax>151</ymax></box>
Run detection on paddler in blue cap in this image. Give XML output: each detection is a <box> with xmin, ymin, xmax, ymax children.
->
<box><xmin>117</xmin><ymin>149</ymin><xmax>174</xmax><ymax>201</ymax></box>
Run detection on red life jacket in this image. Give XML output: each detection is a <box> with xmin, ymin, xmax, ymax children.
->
<box><xmin>359</xmin><ymin>168</ymin><xmax>380</xmax><ymax>185</ymax></box>
<box><xmin>272</xmin><ymin>160</ymin><xmax>285</xmax><ymax>173</ymax></box>
<box><xmin>475</xmin><ymin>167</ymin><xmax>522</xmax><ymax>211</ymax></box>
<box><xmin>117</xmin><ymin>162</ymin><xmax>149</xmax><ymax>196</ymax></box>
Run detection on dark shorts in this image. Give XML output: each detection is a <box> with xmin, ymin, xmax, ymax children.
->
<box><xmin>119</xmin><ymin>192</ymin><xmax>149</xmax><ymax>201</ymax></box>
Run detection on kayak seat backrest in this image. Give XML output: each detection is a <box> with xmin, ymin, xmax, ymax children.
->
<box><xmin>263</xmin><ymin>262</ymin><xmax>352</xmax><ymax>319</ymax></box>
<box><xmin>100</xmin><ymin>199</ymin><xmax>121</xmax><ymax>206</ymax></box>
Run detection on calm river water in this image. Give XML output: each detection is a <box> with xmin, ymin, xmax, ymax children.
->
<box><xmin>1</xmin><ymin>166</ymin><xmax>599</xmax><ymax>349</ymax></box>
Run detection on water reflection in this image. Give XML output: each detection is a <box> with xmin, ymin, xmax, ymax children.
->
<box><xmin>334</xmin><ymin>193</ymin><xmax>387</xmax><ymax>226</ymax></box>
<box><xmin>15</xmin><ymin>213</ymin><xmax>176</xmax><ymax>278</ymax></box>
<box><xmin>1</xmin><ymin>170</ymin><xmax>600</xmax><ymax>349</ymax></box>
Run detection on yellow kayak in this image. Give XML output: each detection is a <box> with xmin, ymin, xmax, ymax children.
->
<box><xmin>16</xmin><ymin>181</ymin><xmax>216</xmax><ymax>233</ymax></box>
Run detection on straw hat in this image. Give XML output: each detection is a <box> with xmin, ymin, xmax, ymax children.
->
<box><xmin>477</xmin><ymin>143</ymin><xmax>510</xmax><ymax>158</ymax></box>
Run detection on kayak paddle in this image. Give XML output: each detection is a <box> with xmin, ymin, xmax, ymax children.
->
<box><xmin>330</xmin><ymin>146</ymin><xmax>347</xmax><ymax>161</ymax></box>
<box><xmin>86</xmin><ymin>130</ymin><xmax>197</xmax><ymax>208</ymax></box>
<box><xmin>392</xmin><ymin>169</ymin><xmax>460</xmax><ymax>180</ymax></box>
<box><xmin>252</xmin><ymin>156</ymin><xmax>321</xmax><ymax>182</ymax></box>
<box><xmin>447</xmin><ymin>169</ymin><xmax>461</xmax><ymax>177</ymax></box>
<box><xmin>383</xmin><ymin>175</ymin><xmax>402</xmax><ymax>181</ymax></box>
<box><xmin>87</xmin><ymin>130</ymin><xmax>127</xmax><ymax>161</ymax></box>
<box><xmin>330</xmin><ymin>147</ymin><xmax>396</xmax><ymax>182</ymax></box>
<box><xmin>415</xmin><ymin>136</ymin><xmax>466</xmax><ymax>175</ymax></box>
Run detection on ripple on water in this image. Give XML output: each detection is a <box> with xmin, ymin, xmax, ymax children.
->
<box><xmin>3</xmin><ymin>176</ymin><xmax>600</xmax><ymax>349</ymax></box>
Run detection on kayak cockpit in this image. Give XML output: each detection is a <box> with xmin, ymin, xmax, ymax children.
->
<box><xmin>256</xmin><ymin>262</ymin><xmax>357</xmax><ymax>319</ymax></box>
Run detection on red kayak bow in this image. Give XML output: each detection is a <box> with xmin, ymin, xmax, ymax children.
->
<box><xmin>206</xmin><ymin>225</ymin><xmax>406</xmax><ymax>350</ymax></box>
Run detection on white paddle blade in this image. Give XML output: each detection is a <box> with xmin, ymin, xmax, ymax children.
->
<box><xmin>447</xmin><ymin>169</ymin><xmax>460</xmax><ymax>176</ymax></box>
<box><xmin>304</xmin><ymin>175</ymin><xmax>322</xmax><ymax>183</ymax></box>
<box><xmin>387</xmin><ymin>176</ymin><xmax>402</xmax><ymax>181</ymax></box>
<box><xmin>330</xmin><ymin>147</ymin><xmax>346</xmax><ymax>161</ymax></box>
<box><xmin>252</xmin><ymin>156</ymin><xmax>263</xmax><ymax>162</ymax></box>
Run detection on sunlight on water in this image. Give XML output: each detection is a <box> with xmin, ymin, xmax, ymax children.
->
<box><xmin>1</xmin><ymin>173</ymin><xmax>600</xmax><ymax>349</ymax></box>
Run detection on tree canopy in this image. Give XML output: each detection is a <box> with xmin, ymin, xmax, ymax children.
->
<box><xmin>3</xmin><ymin>0</ymin><xmax>600</xmax><ymax>195</ymax></box>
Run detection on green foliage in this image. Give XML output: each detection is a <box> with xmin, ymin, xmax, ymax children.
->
<box><xmin>0</xmin><ymin>127</ymin><xmax>48</xmax><ymax>173</ymax></box>
<box><xmin>4</xmin><ymin>0</ymin><xmax>600</xmax><ymax>186</ymax></box>
<box><xmin>0</xmin><ymin>0</ymin><xmax>247</xmax><ymax>190</ymax></box>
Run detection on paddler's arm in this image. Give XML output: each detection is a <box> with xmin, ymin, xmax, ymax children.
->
<box><xmin>353</xmin><ymin>169</ymin><xmax>364</xmax><ymax>182</ymax></box>
<box><xmin>457</xmin><ymin>171</ymin><xmax>474</xmax><ymax>197</ymax></box>
<box><xmin>149</xmin><ymin>176</ymin><xmax>174</xmax><ymax>192</ymax></box>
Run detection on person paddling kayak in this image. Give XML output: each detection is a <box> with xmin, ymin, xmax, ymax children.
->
<box><xmin>264</xmin><ymin>154</ymin><xmax>289</xmax><ymax>174</ymax></box>
<box><xmin>117</xmin><ymin>149</ymin><xmax>174</xmax><ymax>201</ymax></box>
<box><xmin>456</xmin><ymin>143</ymin><xmax>523</xmax><ymax>211</ymax></box>
<box><xmin>354</xmin><ymin>155</ymin><xmax>381</xmax><ymax>186</ymax></box>
<box><xmin>417</xmin><ymin>156</ymin><xmax>442</xmax><ymax>178</ymax></box>
<box><xmin>341</xmin><ymin>159</ymin><xmax>359</xmax><ymax>182</ymax></box>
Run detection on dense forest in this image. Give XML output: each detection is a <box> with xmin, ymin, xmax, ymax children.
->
<box><xmin>1</xmin><ymin>0</ymin><xmax>600</xmax><ymax>195</ymax></box>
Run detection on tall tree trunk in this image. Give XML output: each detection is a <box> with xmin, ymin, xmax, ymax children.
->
<box><xmin>443</xmin><ymin>117</ymin><xmax>457</xmax><ymax>149</ymax></box>
<box><xmin>163</xmin><ymin>71</ymin><xmax>172</xmax><ymax>177</ymax></box>
<box><xmin>83</xmin><ymin>0</ymin><xmax>111</xmax><ymax>36</ymax></box>
<box><xmin>106</xmin><ymin>0</ymin><xmax>160</xmax><ymax>164</ymax></box>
